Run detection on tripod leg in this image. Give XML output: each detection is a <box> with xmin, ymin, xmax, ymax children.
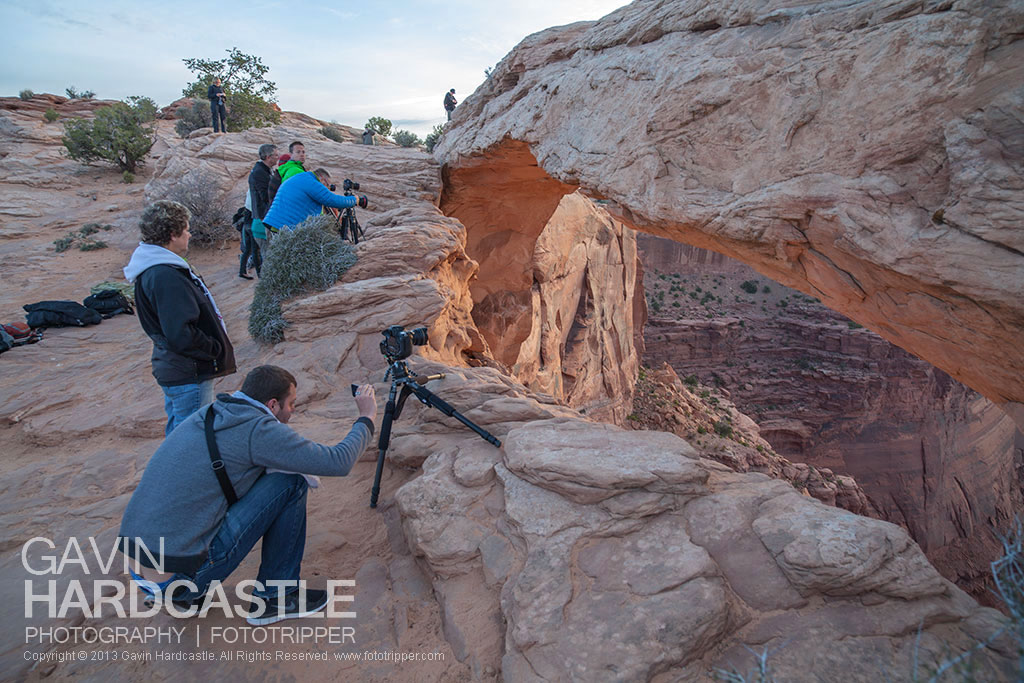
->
<box><xmin>370</xmin><ymin>383</ymin><xmax>413</xmax><ymax>507</ymax></box>
<box><xmin>409</xmin><ymin>382</ymin><xmax>502</xmax><ymax>447</ymax></box>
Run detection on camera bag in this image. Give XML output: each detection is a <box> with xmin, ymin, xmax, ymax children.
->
<box><xmin>23</xmin><ymin>300</ymin><xmax>102</xmax><ymax>328</ymax></box>
<box><xmin>83</xmin><ymin>289</ymin><xmax>135</xmax><ymax>319</ymax></box>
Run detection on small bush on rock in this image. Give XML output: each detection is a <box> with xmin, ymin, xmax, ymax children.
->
<box><xmin>175</xmin><ymin>99</ymin><xmax>211</xmax><ymax>138</ymax></box>
<box><xmin>424</xmin><ymin>123</ymin><xmax>445</xmax><ymax>152</ymax></box>
<box><xmin>249</xmin><ymin>214</ymin><xmax>357</xmax><ymax>344</ymax></box>
<box><xmin>155</xmin><ymin>170</ymin><xmax>230</xmax><ymax>245</ymax></box>
<box><xmin>44</xmin><ymin>108</ymin><xmax>59</xmax><ymax>123</ymax></box>
<box><xmin>54</xmin><ymin>224</ymin><xmax>112</xmax><ymax>253</ymax></box>
<box><xmin>122</xmin><ymin>171</ymin><xmax>135</xmax><ymax>184</ymax></box>
<box><xmin>320</xmin><ymin>125</ymin><xmax>346</xmax><ymax>143</ymax></box>
<box><xmin>393</xmin><ymin>129</ymin><xmax>421</xmax><ymax>147</ymax></box>
<box><xmin>65</xmin><ymin>86</ymin><xmax>95</xmax><ymax>99</ymax></box>
<box><xmin>19</xmin><ymin>89</ymin><xmax>34</xmax><ymax>100</ymax></box>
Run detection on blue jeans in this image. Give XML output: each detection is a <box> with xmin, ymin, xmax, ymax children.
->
<box><xmin>169</xmin><ymin>473</ymin><xmax>308</xmax><ymax>601</ymax></box>
<box><xmin>211</xmin><ymin>101</ymin><xmax>227</xmax><ymax>132</ymax></box>
<box><xmin>161</xmin><ymin>379</ymin><xmax>215</xmax><ymax>436</ymax></box>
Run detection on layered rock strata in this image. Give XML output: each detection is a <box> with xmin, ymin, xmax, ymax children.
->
<box><xmin>639</xmin><ymin>234</ymin><xmax>1024</xmax><ymax>602</ymax></box>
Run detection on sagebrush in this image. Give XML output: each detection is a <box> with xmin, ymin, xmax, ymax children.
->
<box><xmin>320</xmin><ymin>125</ymin><xmax>346</xmax><ymax>143</ymax></box>
<box><xmin>249</xmin><ymin>214</ymin><xmax>357</xmax><ymax>344</ymax></box>
<box><xmin>155</xmin><ymin>171</ymin><xmax>231</xmax><ymax>245</ymax></box>
<box><xmin>19</xmin><ymin>89</ymin><xmax>34</xmax><ymax>100</ymax></box>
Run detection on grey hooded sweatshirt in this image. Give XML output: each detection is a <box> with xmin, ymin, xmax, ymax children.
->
<box><xmin>119</xmin><ymin>393</ymin><xmax>374</xmax><ymax>572</ymax></box>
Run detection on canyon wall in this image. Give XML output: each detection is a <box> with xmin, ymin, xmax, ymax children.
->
<box><xmin>640</xmin><ymin>233</ymin><xmax>1024</xmax><ymax>600</ymax></box>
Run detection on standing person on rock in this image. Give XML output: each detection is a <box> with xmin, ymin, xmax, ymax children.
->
<box><xmin>245</xmin><ymin>143</ymin><xmax>279</xmax><ymax>277</ymax></box>
<box><xmin>443</xmin><ymin>88</ymin><xmax>457</xmax><ymax>121</ymax></box>
<box><xmin>124</xmin><ymin>200</ymin><xmax>236</xmax><ymax>436</ymax></box>
<box><xmin>208</xmin><ymin>78</ymin><xmax>227</xmax><ymax>133</ymax></box>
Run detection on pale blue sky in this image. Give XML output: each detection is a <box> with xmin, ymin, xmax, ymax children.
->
<box><xmin>1</xmin><ymin>0</ymin><xmax>626</xmax><ymax>138</ymax></box>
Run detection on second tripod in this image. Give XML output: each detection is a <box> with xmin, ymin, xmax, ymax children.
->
<box><xmin>330</xmin><ymin>178</ymin><xmax>365</xmax><ymax>244</ymax></box>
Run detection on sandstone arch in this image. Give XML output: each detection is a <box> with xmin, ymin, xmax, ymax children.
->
<box><xmin>437</xmin><ymin>0</ymin><xmax>1024</xmax><ymax>427</ymax></box>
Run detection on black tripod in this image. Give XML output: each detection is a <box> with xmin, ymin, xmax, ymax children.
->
<box><xmin>370</xmin><ymin>359</ymin><xmax>501</xmax><ymax>508</ymax></box>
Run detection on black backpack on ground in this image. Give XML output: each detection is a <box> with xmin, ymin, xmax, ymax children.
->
<box><xmin>83</xmin><ymin>289</ymin><xmax>134</xmax><ymax>319</ymax></box>
<box><xmin>23</xmin><ymin>300</ymin><xmax>102</xmax><ymax>328</ymax></box>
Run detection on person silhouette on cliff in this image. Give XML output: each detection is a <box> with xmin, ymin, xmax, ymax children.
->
<box><xmin>444</xmin><ymin>88</ymin><xmax>457</xmax><ymax>121</ymax></box>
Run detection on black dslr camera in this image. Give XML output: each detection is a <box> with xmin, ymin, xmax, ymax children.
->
<box><xmin>343</xmin><ymin>179</ymin><xmax>359</xmax><ymax>192</ymax></box>
<box><xmin>380</xmin><ymin>325</ymin><xmax>428</xmax><ymax>362</ymax></box>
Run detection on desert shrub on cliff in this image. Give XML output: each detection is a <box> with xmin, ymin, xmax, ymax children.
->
<box><xmin>365</xmin><ymin>116</ymin><xmax>392</xmax><ymax>138</ymax></box>
<box><xmin>54</xmin><ymin>223</ymin><xmax>112</xmax><ymax>253</ymax></box>
<box><xmin>174</xmin><ymin>99</ymin><xmax>211</xmax><ymax>138</ymax></box>
<box><xmin>65</xmin><ymin>86</ymin><xmax>95</xmax><ymax>99</ymax></box>
<box><xmin>154</xmin><ymin>171</ymin><xmax>230</xmax><ymax>246</ymax></box>
<box><xmin>44</xmin><ymin>108</ymin><xmax>58</xmax><ymax>123</ymax></box>
<box><xmin>181</xmin><ymin>48</ymin><xmax>281</xmax><ymax>132</ymax></box>
<box><xmin>249</xmin><ymin>214</ymin><xmax>357</xmax><ymax>344</ymax></box>
<box><xmin>424</xmin><ymin>124</ymin><xmax>445</xmax><ymax>152</ymax></box>
<box><xmin>61</xmin><ymin>99</ymin><xmax>155</xmax><ymax>172</ymax></box>
<box><xmin>320</xmin><ymin>125</ymin><xmax>346</xmax><ymax>143</ymax></box>
<box><xmin>393</xmin><ymin>129</ymin><xmax>421</xmax><ymax>148</ymax></box>
<box><xmin>19</xmin><ymin>89</ymin><xmax>34</xmax><ymax>100</ymax></box>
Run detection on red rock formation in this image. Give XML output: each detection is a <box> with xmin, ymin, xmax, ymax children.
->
<box><xmin>436</xmin><ymin>0</ymin><xmax>1024</xmax><ymax>429</ymax></box>
<box><xmin>639</xmin><ymin>233</ymin><xmax>1024</xmax><ymax>603</ymax></box>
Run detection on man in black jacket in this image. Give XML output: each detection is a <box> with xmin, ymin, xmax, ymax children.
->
<box><xmin>124</xmin><ymin>200</ymin><xmax>237</xmax><ymax>435</ymax></box>
<box><xmin>243</xmin><ymin>143</ymin><xmax>278</xmax><ymax>277</ymax></box>
<box><xmin>208</xmin><ymin>78</ymin><xmax>227</xmax><ymax>133</ymax></box>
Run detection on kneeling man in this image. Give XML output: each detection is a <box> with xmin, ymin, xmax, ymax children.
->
<box><xmin>119</xmin><ymin>365</ymin><xmax>377</xmax><ymax>624</ymax></box>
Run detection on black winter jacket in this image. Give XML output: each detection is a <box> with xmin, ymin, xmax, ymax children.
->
<box><xmin>134</xmin><ymin>264</ymin><xmax>236</xmax><ymax>386</ymax></box>
<box><xmin>248</xmin><ymin>160</ymin><xmax>273</xmax><ymax>220</ymax></box>
<box><xmin>267</xmin><ymin>169</ymin><xmax>283</xmax><ymax>210</ymax></box>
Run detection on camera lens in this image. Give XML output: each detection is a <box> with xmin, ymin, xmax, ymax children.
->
<box><xmin>330</xmin><ymin>184</ymin><xmax>336</xmax><ymax>192</ymax></box>
<box><xmin>409</xmin><ymin>328</ymin><xmax>429</xmax><ymax>346</ymax></box>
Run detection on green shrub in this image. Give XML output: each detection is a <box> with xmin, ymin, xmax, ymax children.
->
<box><xmin>122</xmin><ymin>171</ymin><xmax>135</xmax><ymax>184</ymax></box>
<box><xmin>762</xmin><ymin>285</ymin><xmax>771</xmax><ymax>294</ymax></box>
<box><xmin>61</xmin><ymin>100</ymin><xmax>155</xmax><ymax>172</ymax></box>
<box><xmin>365</xmin><ymin>116</ymin><xmax>392</xmax><ymax>138</ymax></box>
<box><xmin>424</xmin><ymin>123</ymin><xmax>445</xmax><ymax>152</ymax></box>
<box><xmin>222</xmin><ymin>90</ymin><xmax>281</xmax><ymax>132</ymax></box>
<box><xmin>175</xmin><ymin>99</ymin><xmax>211</xmax><ymax>138</ymax></box>
<box><xmin>847</xmin><ymin>321</ymin><xmax>863</xmax><ymax>330</ymax></box>
<box><xmin>714</xmin><ymin>420</ymin><xmax>733</xmax><ymax>438</ymax></box>
<box><xmin>684</xmin><ymin>374</ymin><xmax>698</xmax><ymax>388</ymax></box>
<box><xmin>249</xmin><ymin>214</ymin><xmax>358</xmax><ymax>344</ymax></box>
<box><xmin>19</xmin><ymin>89</ymin><xmax>34</xmax><ymax>100</ymax></box>
<box><xmin>320</xmin><ymin>125</ymin><xmax>346</xmax><ymax>143</ymax></box>
<box><xmin>393</xmin><ymin>129</ymin><xmax>421</xmax><ymax>147</ymax></box>
<box><xmin>181</xmin><ymin>48</ymin><xmax>280</xmax><ymax>132</ymax></box>
<box><xmin>44</xmin><ymin>108</ymin><xmax>58</xmax><ymax>123</ymax></box>
<box><xmin>740</xmin><ymin>280</ymin><xmax>758</xmax><ymax>294</ymax></box>
<box><xmin>155</xmin><ymin>170</ymin><xmax>230</xmax><ymax>245</ymax></box>
<box><xmin>54</xmin><ymin>224</ymin><xmax>112</xmax><ymax>253</ymax></box>
<box><xmin>125</xmin><ymin>95</ymin><xmax>158</xmax><ymax>122</ymax></box>
<box><xmin>65</xmin><ymin>86</ymin><xmax>95</xmax><ymax>99</ymax></box>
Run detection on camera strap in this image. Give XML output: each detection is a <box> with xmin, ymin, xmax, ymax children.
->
<box><xmin>204</xmin><ymin>405</ymin><xmax>238</xmax><ymax>506</ymax></box>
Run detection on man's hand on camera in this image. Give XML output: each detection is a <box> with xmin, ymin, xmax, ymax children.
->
<box><xmin>354</xmin><ymin>384</ymin><xmax>376</xmax><ymax>421</ymax></box>
<box><xmin>357</xmin><ymin>195</ymin><xmax>368</xmax><ymax>209</ymax></box>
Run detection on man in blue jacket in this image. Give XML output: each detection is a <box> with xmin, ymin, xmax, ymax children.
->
<box><xmin>124</xmin><ymin>200</ymin><xmax>236</xmax><ymax>435</ymax></box>
<box><xmin>120</xmin><ymin>365</ymin><xmax>377</xmax><ymax>625</ymax></box>
<box><xmin>263</xmin><ymin>168</ymin><xmax>368</xmax><ymax>233</ymax></box>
